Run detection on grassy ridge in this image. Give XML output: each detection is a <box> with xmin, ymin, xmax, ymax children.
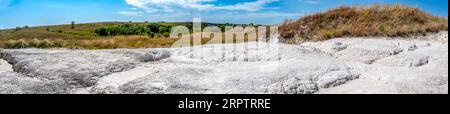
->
<box><xmin>0</xmin><ymin>35</ymin><xmax>257</xmax><ymax>49</ymax></box>
<box><xmin>0</xmin><ymin>22</ymin><xmax>129</xmax><ymax>41</ymax></box>
<box><xmin>0</xmin><ymin>22</ymin><xmax>243</xmax><ymax>49</ymax></box>
<box><xmin>0</xmin><ymin>22</ymin><xmax>226</xmax><ymax>40</ymax></box>
<box><xmin>279</xmin><ymin>4</ymin><xmax>448</xmax><ymax>43</ymax></box>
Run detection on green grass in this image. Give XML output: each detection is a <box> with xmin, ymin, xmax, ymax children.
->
<box><xmin>0</xmin><ymin>22</ymin><xmax>120</xmax><ymax>41</ymax></box>
<box><xmin>0</xmin><ymin>21</ymin><xmax>234</xmax><ymax>40</ymax></box>
<box><xmin>0</xmin><ymin>21</ymin><xmax>245</xmax><ymax>49</ymax></box>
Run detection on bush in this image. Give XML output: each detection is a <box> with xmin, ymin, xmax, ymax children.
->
<box><xmin>4</xmin><ymin>39</ymin><xmax>63</xmax><ymax>49</ymax></box>
<box><xmin>147</xmin><ymin>23</ymin><xmax>160</xmax><ymax>33</ymax></box>
<box><xmin>41</xmin><ymin>39</ymin><xmax>55</xmax><ymax>48</ymax></box>
<box><xmin>95</xmin><ymin>24</ymin><xmax>152</xmax><ymax>36</ymax></box>
<box><xmin>159</xmin><ymin>26</ymin><xmax>169</xmax><ymax>33</ymax></box>
<box><xmin>51</xmin><ymin>40</ymin><xmax>66</xmax><ymax>47</ymax></box>
<box><xmin>149</xmin><ymin>32</ymin><xmax>155</xmax><ymax>38</ymax></box>
<box><xmin>94</xmin><ymin>23</ymin><xmax>174</xmax><ymax>37</ymax></box>
<box><xmin>29</xmin><ymin>38</ymin><xmax>42</xmax><ymax>47</ymax></box>
<box><xmin>5</xmin><ymin>39</ymin><xmax>29</xmax><ymax>49</ymax></box>
<box><xmin>5</xmin><ymin>40</ymin><xmax>18</xmax><ymax>48</ymax></box>
<box><xmin>95</xmin><ymin>27</ymin><xmax>109</xmax><ymax>36</ymax></box>
<box><xmin>14</xmin><ymin>27</ymin><xmax>22</xmax><ymax>31</ymax></box>
<box><xmin>71</xmin><ymin>21</ymin><xmax>75</xmax><ymax>29</ymax></box>
<box><xmin>163</xmin><ymin>32</ymin><xmax>170</xmax><ymax>38</ymax></box>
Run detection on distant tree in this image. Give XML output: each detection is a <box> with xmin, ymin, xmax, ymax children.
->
<box><xmin>46</xmin><ymin>27</ymin><xmax>50</xmax><ymax>31</ymax></box>
<box><xmin>147</xmin><ymin>23</ymin><xmax>160</xmax><ymax>33</ymax></box>
<box><xmin>163</xmin><ymin>32</ymin><xmax>170</xmax><ymax>38</ymax></box>
<box><xmin>95</xmin><ymin>27</ymin><xmax>109</xmax><ymax>36</ymax></box>
<box><xmin>154</xmin><ymin>34</ymin><xmax>161</xmax><ymax>39</ymax></box>
<box><xmin>159</xmin><ymin>26</ymin><xmax>168</xmax><ymax>34</ymax></box>
<box><xmin>14</xmin><ymin>27</ymin><xmax>22</xmax><ymax>31</ymax></box>
<box><xmin>149</xmin><ymin>32</ymin><xmax>155</xmax><ymax>38</ymax></box>
<box><xmin>93</xmin><ymin>22</ymin><xmax>181</xmax><ymax>37</ymax></box>
<box><xmin>184</xmin><ymin>24</ymin><xmax>193</xmax><ymax>32</ymax></box>
<box><xmin>71</xmin><ymin>21</ymin><xmax>75</xmax><ymax>29</ymax></box>
<box><xmin>219</xmin><ymin>25</ymin><xmax>225</xmax><ymax>32</ymax></box>
<box><xmin>23</xmin><ymin>25</ymin><xmax>29</xmax><ymax>29</ymax></box>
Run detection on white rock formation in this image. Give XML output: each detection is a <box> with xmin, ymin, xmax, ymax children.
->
<box><xmin>0</xmin><ymin>31</ymin><xmax>448</xmax><ymax>94</ymax></box>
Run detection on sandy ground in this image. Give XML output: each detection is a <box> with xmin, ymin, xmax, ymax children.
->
<box><xmin>0</xmin><ymin>31</ymin><xmax>448</xmax><ymax>94</ymax></box>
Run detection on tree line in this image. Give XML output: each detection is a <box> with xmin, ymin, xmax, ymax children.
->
<box><xmin>95</xmin><ymin>23</ymin><xmax>174</xmax><ymax>38</ymax></box>
<box><xmin>94</xmin><ymin>22</ymin><xmax>255</xmax><ymax>38</ymax></box>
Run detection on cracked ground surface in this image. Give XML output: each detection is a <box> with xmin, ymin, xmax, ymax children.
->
<box><xmin>0</xmin><ymin>31</ymin><xmax>448</xmax><ymax>94</ymax></box>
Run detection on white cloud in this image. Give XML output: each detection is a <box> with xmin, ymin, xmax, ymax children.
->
<box><xmin>124</xmin><ymin>0</ymin><xmax>279</xmax><ymax>13</ymax></box>
<box><xmin>244</xmin><ymin>12</ymin><xmax>303</xmax><ymax>18</ymax></box>
<box><xmin>119</xmin><ymin>11</ymin><xmax>143</xmax><ymax>16</ymax></box>
<box><xmin>298</xmin><ymin>0</ymin><xmax>320</xmax><ymax>4</ymax></box>
<box><xmin>167</xmin><ymin>11</ymin><xmax>303</xmax><ymax>25</ymax></box>
<box><xmin>214</xmin><ymin>0</ymin><xmax>278</xmax><ymax>11</ymax></box>
<box><xmin>203</xmin><ymin>11</ymin><xmax>303</xmax><ymax>21</ymax></box>
<box><xmin>125</xmin><ymin>0</ymin><xmax>214</xmax><ymax>13</ymax></box>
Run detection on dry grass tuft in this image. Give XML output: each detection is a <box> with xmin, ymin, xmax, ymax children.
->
<box><xmin>279</xmin><ymin>4</ymin><xmax>448</xmax><ymax>43</ymax></box>
<box><xmin>1</xmin><ymin>35</ymin><xmax>214</xmax><ymax>49</ymax></box>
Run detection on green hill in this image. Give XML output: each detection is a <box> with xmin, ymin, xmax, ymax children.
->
<box><xmin>0</xmin><ymin>22</ymin><xmax>234</xmax><ymax>40</ymax></box>
<box><xmin>0</xmin><ymin>22</ymin><xmax>242</xmax><ymax>49</ymax></box>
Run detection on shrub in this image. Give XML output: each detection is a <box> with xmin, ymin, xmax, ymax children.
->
<box><xmin>149</xmin><ymin>32</ymin><xmax>155</xmax><ymax>38</ymax></box>
<box><xmin>95</xmin><ymin>27</ymin><xmax>109</xmax><ymax>36</ymax></box>
<box><xmin>95</xmin><ymin>24</ymin><xmax>152</xmax><ymax>36</ymax></box>
<box><xmin>71</xmin><ymin>21</ymin><xmax>75</xmax><ymax>29</ymax></box>
<box><xmin>5</xmin><ymin>39</ymin><xmax>29</xmax><ymax>49</ymax></box>
<box><xmin>5</xmin><ymin>40</ymin><xmax>18</xmax><ymax>48</ymax></box>
<box><xmin>51</xmin><ymin>40</ymin><xmax>66</xmax><ymax>47</ymax></box>
<box><xmin>159</xmin><ymin>26</ymin><xmax>169</xmax><ymax>33</ymax></box>
<box><xmin>41</xmin><ymin>39</ymin><xmax>55</xmax><ymax>48</ymax></box>
<box><xmin>14</xmin><ymin>27</ymin><xmax>21</xmax><ymax>31</ymax></box>
<box><xmin>3</xmin><ymin>39</ymin><xmax>63</xmax><ymax>49</ymax></box>
<box><xmin>29</xmin><ymin>38</ymin><xmax>42</xmax><ymax>48</ymax></box>
<box><xmin>94</xmin><ymin>23</ymin><xmax>175</xmax><ymax>37</ymax></box>
<box><xmin>147</xmin><ymin>23</ymin><xmax>160</xmax><ymax>33</ymax></box>
<box><xmin>163</xmin><ymin>32</ymin><xmax>170</xmax><ymax>38</ymax></box>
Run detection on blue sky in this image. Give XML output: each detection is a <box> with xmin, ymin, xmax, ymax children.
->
<box><xmin>0</xmin><ymin>0</ymin><xmax>448</xmax><ymax>29</ymax></box>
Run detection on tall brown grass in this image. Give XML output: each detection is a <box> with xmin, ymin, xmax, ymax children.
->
<box><xmin>1</xmin><ymin>36</ymin><xmax>214</xmax><ymax>49</ymax></box>
<box><xmin>279</xmin><ymin>4</ymin><xmax>448</xmax><ymax>43</ymax></box>
<box><xmin>2</xmin><ymin>38</ymin><xmax>66</xmax><ymax>49</ymax></box>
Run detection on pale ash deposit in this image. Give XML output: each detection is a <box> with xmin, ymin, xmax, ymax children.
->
<box><xmin>0</xmin><ymin>31</ymin><xmax>448</xmax><ymax>94</ymax></box>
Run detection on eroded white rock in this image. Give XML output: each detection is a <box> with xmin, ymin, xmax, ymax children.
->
<box><xmin>0</xmin><ymin>31</ymin><xmax>447</xmax><ymax>94</ymax></box>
